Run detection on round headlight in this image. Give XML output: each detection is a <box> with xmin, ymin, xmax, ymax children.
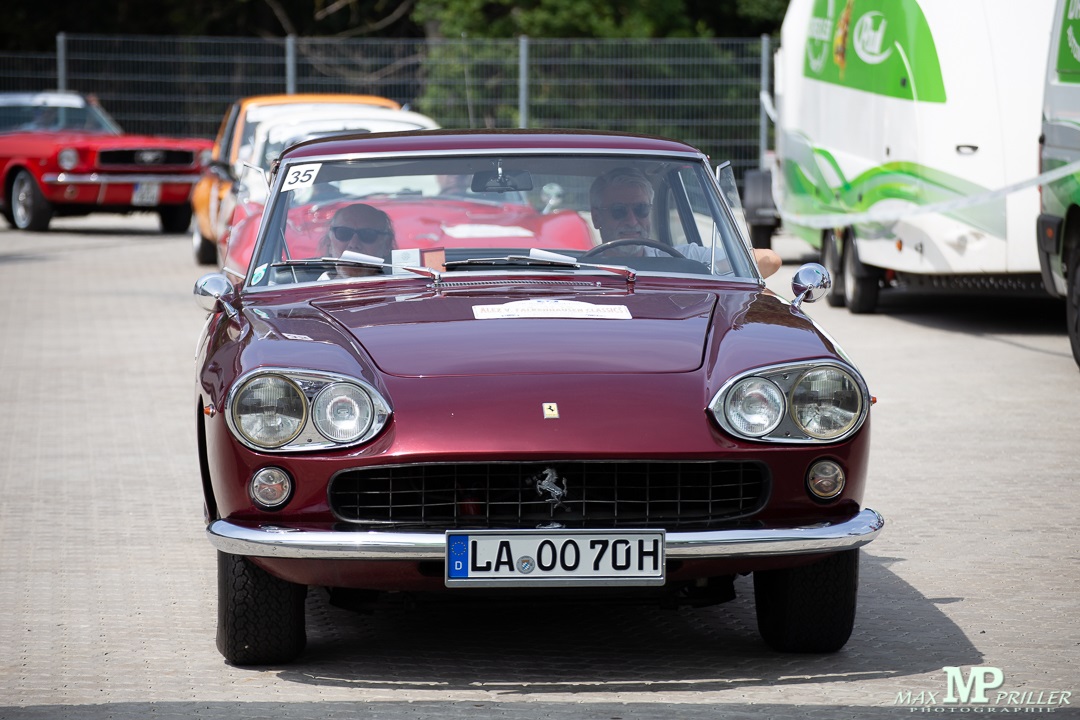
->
<box><xmin>231</xmin><ymin>374</ymin><xmax>307</xmax><ymax>448</ymax></box>
<box><xmin>724</xmin><ymin>377</ymin><xmax>785</xmax><ymax>437</ymax></box>
<box><xmin>250</xmin><ymin>467</ymin><xmax>293</xmax><ymax>509</ymax></box>
<box><xmin>790</xmin><ymin>366</ymin><xmax>863</xmax><ymax>440</ymax></box>
<box><xmin>58</xmin><ymin>148</ymin><xmax>79</xmax><ymax>171</ymax></box>
<box><xmin>312</xmin><ymin>382</ymin><xmax>374</xmax><ymax>443</ymax></box>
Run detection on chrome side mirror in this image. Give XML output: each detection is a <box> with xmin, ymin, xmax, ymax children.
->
<box><xmin>790</xmin><ymin>262</ymin><xmax>831</xmax><ymax>309</ymax></box>
<box><xmin>194</xmin><ymin>273</ymin><xmax>238</xmax><ymax>318</ymax></box>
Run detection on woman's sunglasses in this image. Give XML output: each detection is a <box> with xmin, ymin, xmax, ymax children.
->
<box><xmin>331</xmin><ymin>226</ymin><xmax>389</xmax><ymax>244</ymax></box>
<box><xmin>601</xmin><ymin>203</ymin><xmax>652</xmax><ymax>220</ymax></box>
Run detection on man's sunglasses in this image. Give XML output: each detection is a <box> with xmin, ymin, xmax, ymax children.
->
<box><xmin>330</xmin><ymin>226</ymin><xmax>390</xmax><ymax>244</ymax></box>
<box><xmin>600</xmin><ymin>203</ymin><xmax>652</xmax><ymax>220</ymax></box>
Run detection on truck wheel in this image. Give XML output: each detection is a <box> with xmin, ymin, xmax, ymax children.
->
<box><xmin>193</xmin><ymin>226</ymin><xmax>218</xmax><ymax>265</ymax></box>
<box><xmin>750</xmin><ymin>224</ymin><xmax>774</xmax><ymax>250</ymax></box>
<box><xmin>217</xmin><ymin>551</ymin><xmax>306</xmax><ymax>665</ymax></box>
<box><xmin>159</xmin><ymin>204</ymin><xmax>193</xmax><ymax>234</ymax></box>
<box><xmin>1068</xmin><ymin>246</ymin><xmax>1080</xmax><ymax>368</ymax></box>
<box><xmin>822</xmin><ymin>229</ymin><xmax>845</xmax><ymax>307</ymax></box>
<box><xmin>754</xmin><ymin>549</ymin><xmax>859</xmax><ymax>653</ymax></box>
<box><xmin>843</xmin><ymin>236</ymin><xmax>880</xmax><ymax>314</ymax></box>
<box><xmin>10</xmin><ymin>169</ymin><xmax>53</xmax><ymax>231</ymax></box>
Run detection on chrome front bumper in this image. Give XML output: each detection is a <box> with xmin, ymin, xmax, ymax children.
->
<box><xmin>43</xmin><ymin>172</ymin><xmax>201</xmax><ymax>185</ymax></box>
<box><xmin>207</xmin><ymin>508</ymin><xmax>884</xmax><ymax>560</ymax></box>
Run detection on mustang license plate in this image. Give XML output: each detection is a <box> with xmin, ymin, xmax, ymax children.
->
<box><xmin>445</xmin><ymin>530</ymin><xmax>665</xmax><ymax>587</ymax></box>
<box><xmin>131</xmin><ymin>182</ymin><xmax>161</xmax><ymax>206</ymax></box>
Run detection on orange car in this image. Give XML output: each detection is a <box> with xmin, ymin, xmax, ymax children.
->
<box><xmin>191</xmin><ymin>93</ymin><xmax>401</xmax><ymax>264</ymax></box>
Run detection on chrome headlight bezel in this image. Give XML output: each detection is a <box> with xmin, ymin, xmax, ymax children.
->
<box><xmin>709</xmin><ymin>361</ymin><xmax>869</xmax><ymax>444</ymax></box>
<box><xmin>225</xmin><ymin>368</ymin><xmax>392</xmax><ymax>452</ymax></box>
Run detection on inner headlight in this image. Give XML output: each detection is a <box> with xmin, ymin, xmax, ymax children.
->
<box><xmin>723</xmin><ymin>377</ymin><xmax>784</xmax><ymax>437</ymax></box>
<box><xmin>58</xmin><ymin>148</ymin><xmax>79</xmax><ymax>171</ymax></box>
<box><xmin>790</xmin><ymin>367</ymin><xmax>863</xmax><ymax>440</ymax></box>
<box><xmin>231</xmin><ymin>374</ymin><xmax>307</xmax><ymax>448</ymax></box>
<box><xmin>312</xmin><ymin>382</ymin><xmax>374</xmax><ymax>443</ymax></box>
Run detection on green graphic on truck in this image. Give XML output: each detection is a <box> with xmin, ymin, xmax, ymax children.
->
<box><xmin>804</xmin><ymin>0</ymin><xmax>946</xmax><ymax>102</ymax></box>
<box><xmin>1055</xmin><ymin>0</ymin><xmax>1080</xmax><ymax>82</ymax></box>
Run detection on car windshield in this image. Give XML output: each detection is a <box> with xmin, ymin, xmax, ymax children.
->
<box><xmin>246</xmin><ymin>152</ymin><xmax>758</xmax><ymax>288</ymax></box>
<box><xmin>0</xmin><ymin>97</ymin><xmax>122</xmax><ymax>134</ymax></box>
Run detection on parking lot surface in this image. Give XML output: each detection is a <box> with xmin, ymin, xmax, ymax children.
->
<box><xmin>0</xmin><ymin>218</ymin><xmax>1077</xmax><ymax>719</ymax></box>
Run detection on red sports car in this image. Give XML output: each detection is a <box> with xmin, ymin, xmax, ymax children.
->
<box><xmin>194</xmin><ymin>129</ymin><xmax>883</xmax><ymax>665</ymax></box>
<box><xmin>0</xmin><ymin>91</ymin><xmax>210</xmax><ymax>232</ymax></box>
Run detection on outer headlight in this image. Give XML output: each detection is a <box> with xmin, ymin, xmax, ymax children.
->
<box><xmin>790</xmin><ymin>366</ymin><xmax>863</xmax><ymax>440</ymax></box>
<box><xmin>312</xmin><ymin>383</ymin><xmax>374</xmax><ymax>443</ymax></box>
<box><xmin>230</xmin><ymin>374</ymin><xmax>307</xmax><ymax>448</ymax></box>
<box><xmin>723</xmin><ymin>377</ymin><xmax>784</xmax><ymax>437</ymax></box>
<box><xmin>58</xmin><ymin>148</ymin><xmax>79</xmax><ymax>171</ymax></box>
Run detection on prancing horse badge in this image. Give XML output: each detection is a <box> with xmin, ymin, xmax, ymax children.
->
<box><xmin>542</xmin><ymin>402</ymin><xmax>559</xmax><ymax>419</ymax></box>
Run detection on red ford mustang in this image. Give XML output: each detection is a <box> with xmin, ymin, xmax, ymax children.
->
<box><xmin>0</xmin><ymin>91</ymin><xmax>210</xmax><ymax>232</ymax></box>
<box><xmin>194</xmin><ymin>129</ymin><xmax>883</xmax><ymax>665</ymax></box>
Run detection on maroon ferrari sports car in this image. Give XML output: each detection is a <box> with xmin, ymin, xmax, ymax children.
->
<box><xmin>194</xmin><ymin>128</ymin><xmax>883</xmax><ymax>665</ymax></box>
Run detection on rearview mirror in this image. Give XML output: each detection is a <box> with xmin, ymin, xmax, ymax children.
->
<box><xmin>471</xmin><ymin>167</ymin><xmax>533</xmax><ymax>193</ymax></box>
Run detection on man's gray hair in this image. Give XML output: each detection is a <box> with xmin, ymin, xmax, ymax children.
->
<box><xmin>589</xmin><ymin>166</ymin><xmax>655</xmax><ymax>209</ymax></box>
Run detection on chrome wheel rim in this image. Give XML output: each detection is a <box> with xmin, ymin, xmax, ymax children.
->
<box><xmin>12</xmin><ymin>173</ymin><xmax>32</xmax><ymax>228</ymax></box>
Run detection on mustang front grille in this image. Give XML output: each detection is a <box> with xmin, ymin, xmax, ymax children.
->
<box><xmin>329</xmin><ymin>461</ymin><xmax>768</xmax><ymax>530</ymax></box>
<box><xmin>97</xmin><ymin>149</ymin><xmax>197</xmax><ymax>168</ymax></box>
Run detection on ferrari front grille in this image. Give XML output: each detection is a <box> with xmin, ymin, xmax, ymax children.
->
<box><xmin>329</xmin><ymin>461</ymin><xmax>768</xmax><ymax>530</ymax></box>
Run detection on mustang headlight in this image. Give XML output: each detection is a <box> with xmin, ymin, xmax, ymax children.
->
<box><xmin>58</xmin><ymin>148</ymin><xmax>79</xmax><ymax>171</ymax></box>
<box><xmin>225</xmin><ymin>368</ymin><xmax>392</xmax><ymax>452</ymax></box>
<box><xmin>790</xmin><ymin>366</ymin><xmax>863</xmax><ymax>440</ymax></box>
<box><xmin>710</xmin><ymin>361</ymin><xmax>868</xmax><ymax>443</ymax></box>
<box><xmin>723</xmin><ymin>377</ymin><xmax>784</xmax><ymax>437</ymax></box>
<box><xmin>231</xmin><ymin>374</ymin><xmax>307</xmax><ymax>448</ymax></box>
<box><xmin>312</xmin><ymin>383</ymin><xmax>374</xmax><ymax>443</ymax></box>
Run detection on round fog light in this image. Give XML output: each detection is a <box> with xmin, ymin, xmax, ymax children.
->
<box><xmin>807</xmin><ymin>460</ymin><xmax>845</xmax><ymax>500</ymax></box>
<box><xmin>250</xmin><ymin>467</ymin><xmax>293</xmax><ymax>509</ymax></box>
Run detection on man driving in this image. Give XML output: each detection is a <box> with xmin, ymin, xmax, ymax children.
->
<box><xmin>589</xmin><ymin>167</ymin><xmax>780</xmax><ymax>278</ymax></box>
<box><xmin>316</xmin><ymin>203</ymin><xmax>395</xmax><ymax>278</ymax></box>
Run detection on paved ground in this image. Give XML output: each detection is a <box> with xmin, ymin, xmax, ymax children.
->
<box><xmin>0</xmin><ymin>219</ymin><xmax>1077</xmax><ymax>719</ymax></box>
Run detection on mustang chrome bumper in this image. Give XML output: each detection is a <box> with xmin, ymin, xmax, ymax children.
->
<box><xmin>207</xmin><ymin>508</ymin><xmax>884</xmax><ymax>560</ymax></box>
<box><xmin>42</xmin><ymin>172</ymin><xmax>200</xmax><ymax>185</ymax></box>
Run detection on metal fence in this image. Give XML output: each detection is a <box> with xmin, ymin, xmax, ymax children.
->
<box><xmin>0</xmin><ymin>33</ymin><xmax>769</xmax><ymax>181</ymax></box>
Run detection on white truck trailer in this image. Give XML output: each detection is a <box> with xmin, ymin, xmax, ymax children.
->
<box><xmin>772</xmin><ymin>0</ymin><xmax>1055</xmax><ymax>312</ymax></box>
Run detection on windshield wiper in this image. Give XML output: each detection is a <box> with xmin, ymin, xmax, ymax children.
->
<box><xmin>442</xmin><ymin>255</ymin><xmax>636</xmax><ymax>283</ymax></box>
<box><xmin>270</xmin><ymin>256</ymin><xmax>388</xmax><ymax>272</ymax></box>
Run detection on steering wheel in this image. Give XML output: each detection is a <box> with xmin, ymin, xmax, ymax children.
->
<box><xmin>580</xmin><ymin>239</ymin><xmax>684</xmax><ymax>259</ymax></box>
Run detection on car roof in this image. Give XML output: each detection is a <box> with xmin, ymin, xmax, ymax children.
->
<box><xmin>0</xmin><ymin>91</ymin><xmax>87</xmax><ymax>108</ymax></box>
<box><xmin>257</xmin><ymin>107</ymin><xmax>439</xmax><ymax>143</ymax></box>
<box><xmin>283</xmin><ymin>129</ymin><xmax>703</xmax><ymax>160</ymax></box>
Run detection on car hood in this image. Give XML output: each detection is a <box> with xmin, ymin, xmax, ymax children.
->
<box><xmin>295</xmin><ymin>283</ymin><xmax>813</xmax><ymax>378</ymax></box>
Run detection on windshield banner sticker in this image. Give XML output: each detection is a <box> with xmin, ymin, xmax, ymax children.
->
<box><xmin>473</xmin><ymin>299</ymin><xmax>632</xmax><ymax>320</ymax></box>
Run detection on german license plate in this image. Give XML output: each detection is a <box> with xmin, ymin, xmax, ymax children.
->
<box><xmin>132</xmin><ymin>182</ymin><xmax>161</xmax><ymax>206</ymax></box>
<box><xmin>445</xmin><ymin>530</ymin><xmax>665</xmax><ymax>587</ymax></box>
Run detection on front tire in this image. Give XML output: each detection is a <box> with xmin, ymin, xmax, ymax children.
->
<box><xmin>1067</xmin><ymin>244</ymin><xmax>1080</xmax><ymax>368</ymax></box>
<box><xmin>822</xmin><ymin>228</ymin><xmax>845</xmax><ymax>308</ymax></box>
<box><xmin>754</xmin><ymin>549</ymin><xmax>859</xmax><ymax>653</ymax></box>
<box><xmin>159</xmin><ymin>204</ymin><xmax>193</xmax><ymax>234</ymax></box>
<box><xmin>10</xmin><ymin>169</ymin><xmax>52</xmax><ymax>231</ymax></box>
<box><xmin>193</xmin><ymin>226</ymin><xmax>218</xmax><ymax>265</ymax></box>
<box><xmin>843</xmin><ymin>235</ymin><xmax>881</xmax><ymax>314</ymax></box>
<box><xmin>217</xmin><ymin>551</ymin><xmax>306</xmax><ymax>665</ymax></box>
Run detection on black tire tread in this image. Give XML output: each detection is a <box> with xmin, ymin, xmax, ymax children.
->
<box><xmin>754</xmin><ymin>549</ymin><xmax>859</xmax><ymax>653</ymax></box>
<box><xmin>216</xmin><ymin>551</ymin><xmax>306</xmax><ymax>665</ymax></box>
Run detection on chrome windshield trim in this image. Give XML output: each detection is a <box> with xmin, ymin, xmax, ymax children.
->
<box><xmin>207</xmin><ymin>508</ymin><xmax>884</xmax><ymax>560</ymax></box>
<box><xmin>44</xmin><ymin>172</ymin><xmax>201</xmax><ymax>184</ymax></box>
